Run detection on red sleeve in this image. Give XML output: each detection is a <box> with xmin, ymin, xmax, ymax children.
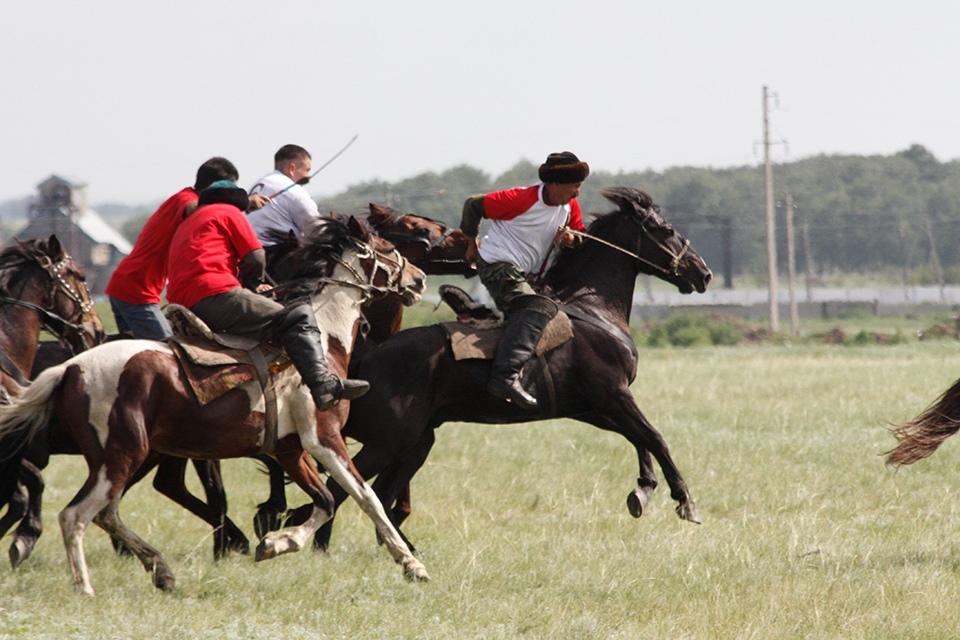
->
<box><xmin>568</xmin><ymin>198</ymin><xmax>585</xmax><ymax>231</ymax></box>
<box><xmin>482</xmin><ymin>185</ymin><xmax>541</xmax><ymax>220</ymax></box>
<box><xmin>222</xmin><ymin>208</ymin><xmax>263</xmax><ymax>257</ymax></box>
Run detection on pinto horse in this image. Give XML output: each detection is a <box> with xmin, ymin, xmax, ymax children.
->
<box><xmin>277</xmin><ymin>187</ymin><xmax>713</xmax><ymax>551</ymax></box>
<box><xmin>0</xmin><ymin>218</ymin><xmax>428</xmax><ymax>594</ymax></box>
<box><xmin>0</xmin><ymin>236</ymin><xmax>104</xmax><ymax>564</ymax></box>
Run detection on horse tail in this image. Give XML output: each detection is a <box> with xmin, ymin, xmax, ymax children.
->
<box><xmin>0</xmin><ymin>365</ymin><xmax>66</xmax><ymax>504</ymax></box>
<box><xmin>886</xmin><ymin>376</ymin><xmax>960</xmax><ymax>466</ymax></box>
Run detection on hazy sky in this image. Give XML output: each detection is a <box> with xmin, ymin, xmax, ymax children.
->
<box><xmin>1</xmin><ymin>1</ymin><xmax>956</xmax><ymax>204</ymax></box>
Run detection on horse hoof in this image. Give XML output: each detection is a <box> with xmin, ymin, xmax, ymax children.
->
<box><xmin>8</xmin><ymin>538</ymin><xmax>36</xmax><ymax>569</ymax></box>
<box><xmin>626</xmin><ymin>488</ymin><xmax>649</xmax><ymax>519</ymax></box>
<box><xmin>402</xmin><ymin>559</ymin><xmax>430</xmax><ymax>582</ymax></box>
<box><xmin>675</xmin><ymin>501</ymin><xmax>703</xmax><ymax>524</ymax></box>
<box><xmin>152</xmin><ymin>566</ymin><xmax>176</xmax><ymax>591</ymax></box>
<box><xmin>214</xmin><ymin>536</ymin><xmax>251</xmax><ymax>560</ymax></box>
<box><xmin>255</xmin><ymin>540</ymin><xmax>273</xmax><ymax>562</ymax></box>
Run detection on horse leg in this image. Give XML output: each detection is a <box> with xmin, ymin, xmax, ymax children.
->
<box><xmin>149</xmin><ymin>456</ymin><xmax>248</xmax><ymax>559</ymax></box>
<box><xmin>109</xmin><ymin>450</ymin><xmax>163</xmax><ymax>556</ymax></box>
<box><xmin>92</xmin><ymin>497</ymin><xmax>176</xmax><ymax>592</ymax></box>
<box><xmin>365</xmin><ymin>431</ymin><xmax>436</xmax><ymax>552</ymax></box>
<box><xmin>255</xmin><ymin>449</ymin><xmax>336</xmax><ymax>560</ymax></box>
<box><xmin>312</xmin><ymin>444</ymin><xmax>402</xmax><ymax>551</ymax></box>
<box><xmin>6</xmin><ymin>462</ymin><xmax>42</xmax><ymax>568</ymax></box>
<box><xmin>191</xmin><ymin>459</ymin><xmax>250</xmax><ymax>557</ymax></box>
<box><xmin>253</xmin><ymin>454</ymin><xmax>288</xmax><ymax>540</ymax></box>
<box><xmin>300</xmin><ymin>413</ymin><xmax>428</xmax><ymax>581</ymax></box>
<box><xmin>585</xmin><ymin>390</ymin><xmax>701</xmax><ymax>524</ymax></box>
<box><xmin>0</xmin><ymin>482</ymin><xmax>28</xmax><ymax>540</ymax></box>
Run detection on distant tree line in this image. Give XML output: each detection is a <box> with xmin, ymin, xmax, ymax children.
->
<box><xmin>109</xmin><ymin>145</ymin><xmax>958</xmax><ymax>285</ymax></box>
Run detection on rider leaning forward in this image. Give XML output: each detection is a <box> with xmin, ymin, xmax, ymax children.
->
<box><xmin>459</xmin><ymin>151</ymin><xmax>589</xmax><ymax>410</ymax></box>
<box><xmin>165</xmin><ymin>179</ymin><xmax>369</xmax><ymax>411</ymax></box>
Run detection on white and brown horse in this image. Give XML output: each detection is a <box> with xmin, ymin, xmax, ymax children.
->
<box><xmin>0</xmin><ymin>218</ymin><xmax>428</xmax><ymax>594</ymax></box>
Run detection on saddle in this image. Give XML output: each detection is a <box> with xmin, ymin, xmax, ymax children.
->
<box><xmin>164</xmin><ymin>305</ymin><xmax>290</xmax><ymax>453</ymax></box>
<box><xmin>437</xmin><ymin>285</ymin><xmax>573</xmax><ymax>361</ymax></box>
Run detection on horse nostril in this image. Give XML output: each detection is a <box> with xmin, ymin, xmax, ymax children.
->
<box><xmin>704</xmin><ymin>271</ymin><xmax>713</xmax><ymax>284</ymax></box>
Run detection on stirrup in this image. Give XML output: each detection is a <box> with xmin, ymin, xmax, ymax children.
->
<box><xmin>487</xmin><ymin>376</ymin><xmax>538</xmax><ymax>410</ymax></box>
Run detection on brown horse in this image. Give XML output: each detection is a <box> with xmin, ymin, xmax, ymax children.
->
<box><xmin>0</xmin><ymin>236</ymin><xmax>104</xmax><ymax>563</ymax></box>
<box><xmin>0</xmin><ymin>218</ymin><xmax>428</xmax><ymax>594</ymax></box>
<box><xmin>277</xmin><ymin>187</ymin><xmax>713</xmax><ymax>552</ymax></box>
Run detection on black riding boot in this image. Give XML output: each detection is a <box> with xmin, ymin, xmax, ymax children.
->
<box><xmin>487</xmin><ymin>295</ymin><xmax>557</xmax><ymax>410</ymax></box>
<box><xmin>276</xmin><ymin>303</ymin><xmax>370</xmax><ymax>411</ymax></box>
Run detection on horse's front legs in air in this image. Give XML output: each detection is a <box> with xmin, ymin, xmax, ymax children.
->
<box><xmin>584</xmin><ymin>389</ymin><xmax>701</xmax><ymax>524</ymax></box>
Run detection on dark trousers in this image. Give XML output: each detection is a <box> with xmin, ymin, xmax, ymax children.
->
<box><xmin>190</xmin><ymin>287</ymin><xmax>285</xmax><ymax>339</ymax></box>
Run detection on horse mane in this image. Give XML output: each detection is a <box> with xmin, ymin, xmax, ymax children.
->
<box><xmin>544</xmin><ymin>187</ymin><xmax>666</xmax><ymax>290</ymax></box>
<box><xmin>0</xmin><ymin>239</ymin><xmax>45</xmax><ymax>294</ymax></box>
<box><xmin>269</xmin><ymin>218</ymin><xmax>360</xmax><ymax>300</ymax></box>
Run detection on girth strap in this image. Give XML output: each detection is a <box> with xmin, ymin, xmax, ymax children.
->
<box><xmin>534</xmin><ymin>353</ymin><xmax>558</xmax><ymax>418</ymax></box>
<box><xmin>248</xmin><ymin>347</ymin><xmax>278</xmax><ymax>454</ymax></box>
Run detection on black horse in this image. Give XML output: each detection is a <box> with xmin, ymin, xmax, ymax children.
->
<box><xmin>271</xmin><ymin>187</ymin><xmax>713</xmax><ymax>550</ymax></box>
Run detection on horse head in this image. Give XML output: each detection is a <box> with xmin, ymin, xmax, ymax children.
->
<box><xmin>1</xmin><ymin>235</ymin><xmax>105</xmax><ymax>351</ymax></box>
<box><xmin>272</xmin><ymin>218</ymin><xmax>426</xmax><ymax>308</ymax></box>
<box><xmin>347</xmin><ymin>216</ymin><xmax>427</xmax><ymax>306</ymax></box>
<box><xmin>365</xmin><ymin>203</ymin><xmax>475</xmax><ymax>277</ymax></box>
<box><xmin>597</xmin><ymin>187</ymin><xmax>712</xmax><ymax>294</ymax></box>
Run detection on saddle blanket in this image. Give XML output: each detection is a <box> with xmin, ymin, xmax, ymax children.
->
<box><xmin>168</xmin><ymin>335</ymin><xmax>287</xmax><ymax>406</ymax></box>
<box><xmin>440</xmin><ymin>312</ymin><xmax>573</xmax><ymax>361</ymax></box>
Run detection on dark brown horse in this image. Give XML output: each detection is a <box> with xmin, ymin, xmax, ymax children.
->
<box><xmin>0</xmin><ymin>204</ymin><xmax>473</xmax><ymax>567</ymax></box>
<box><xmin>0</xmin><ymin>236</ymin><xmax>104</xmax><ymax>564</ymax></box>
<box><xmin>0</xmin><ymin>218</ymin><xmax>428</xmax><ymax>594</ymax></box>
<box><xmin>278</xmin><ymin>187</ymin><xmax>713</xmax><ymax>551</ymax></box>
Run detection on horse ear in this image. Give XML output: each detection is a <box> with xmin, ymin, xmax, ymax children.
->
<box><xmin>367</xmin><ymin>203</ymin><xmax>388</xmax><ymax>224</ymax></box>
<box><xmin>348</xmin><ymin>216</ymin><xmax>370</xmax><ymax>242</ymax></box>
<box><xmin>47</xmin><ymin>235</ymin><xmax>65</xmax><ymax>259</ymax></box>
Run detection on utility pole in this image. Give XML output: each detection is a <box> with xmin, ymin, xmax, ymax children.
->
<box><xmin>784</xmin><ymin>193</ymin><xmax>799</xmax><ymax>335</ymax></box>
<box><xmin>762</xmin><ymin>85</ymin><xmax>779</xmax><ymax>332</ymax></box>
<box><xmin>801</xmin><ymin>219</ymin><xmax>815</xmax><ymax>302</ymax></box>
<box><xmin>922</xmin><ymin>214</ymin><xmax>946</xmax><ymax>303</ymax></box>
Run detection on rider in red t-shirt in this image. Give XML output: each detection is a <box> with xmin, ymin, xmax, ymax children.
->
<box><xmin>166</xmin><ymin>180</ymin><xmax>369</xmax><ymax>411</ymax></box>
<box><xmin>105</xmin><ymin>158</ymin><xmax>240</xmax><ymax>339</ymax></box>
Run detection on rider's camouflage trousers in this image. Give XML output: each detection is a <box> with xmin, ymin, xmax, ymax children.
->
<box><xmin>477</xmin><ymin>258</ymin><xmax>536</xmax><ymax>311</ymax></box>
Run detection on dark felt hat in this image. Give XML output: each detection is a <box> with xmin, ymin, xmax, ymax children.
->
<box><xmin>538</xmin><ymin>151</ymin><xmax>590</xmax><ymax>184</ymax></box>
<box><xmin>198</xmin><ymin>179</ymin><xmax>250</xmax><ymax>211</ymax></box>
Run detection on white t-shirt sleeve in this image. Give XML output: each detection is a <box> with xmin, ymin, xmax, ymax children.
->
<box><xmin>287</xmin><ymin>187</ymin><xmax>320</xmax><ymax>234</ymax></box>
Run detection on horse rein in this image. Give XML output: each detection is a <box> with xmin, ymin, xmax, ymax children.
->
<box><xmin>565</xmin><ymin>215</ymin><xmax>690</xmax><ymax>278</ymax></box>
<box><xmin>0</xmin><ymin>253</ymin><xmax>97</xmax><ymax>351</ymax></box>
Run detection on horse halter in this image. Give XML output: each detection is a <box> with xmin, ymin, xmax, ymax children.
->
<box><xmin>322</xmin><ymin>240</ymin><xmax>411</xmax><ymax>301</ymax></box>
<box><xmin>566</xmin><ymin>209</ymin><xmax>690</xmax><ymax>278</ymax></box>
<box><xmin>0</xmin><ymin>252</ymin><xmax>97</xmax><ymax>350</ymax></box>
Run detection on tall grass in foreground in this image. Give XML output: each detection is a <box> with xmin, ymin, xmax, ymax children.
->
<box><xmin>3</xmin><ymin>344</ymin><xmax>960</xmax><ymax>639</ymax></box>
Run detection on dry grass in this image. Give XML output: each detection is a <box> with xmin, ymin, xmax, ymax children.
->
<box><xmin>3</xmin><ymin>343</ymin><xmax>960</xmax><ymax>639</ymax></box>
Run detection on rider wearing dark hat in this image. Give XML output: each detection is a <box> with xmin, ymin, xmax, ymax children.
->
<box><xmin>166</xmin><ymin>179</ymin><xmax>369</xmax><ymax>411</ymax></box>
<box><xmin>459</xmin><ymin>151</ymin><xmax>589</xmax><ymax>409</ymax></box>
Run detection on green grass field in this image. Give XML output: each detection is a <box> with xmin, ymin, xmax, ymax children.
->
<box><xmin>3</xmin><ymin>342</ymin><xmax>960</xmax><ymax>638</ymax></box>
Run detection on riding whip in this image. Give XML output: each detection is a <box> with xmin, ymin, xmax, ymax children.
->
<box><xmin>266</xmin><ymin>134</ymin><xmax>360</xmax><ymax>199</ymax></box>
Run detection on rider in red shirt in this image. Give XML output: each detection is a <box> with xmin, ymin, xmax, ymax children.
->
<box><xmin>105</xmin><ymin>158</ymin><xmax>240</xmax><ymax>339</ymax></box>
<box><xmin>167</xmin><ymin>180</ymin><xmax>368</xmax><ymax>411</ymax></box>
